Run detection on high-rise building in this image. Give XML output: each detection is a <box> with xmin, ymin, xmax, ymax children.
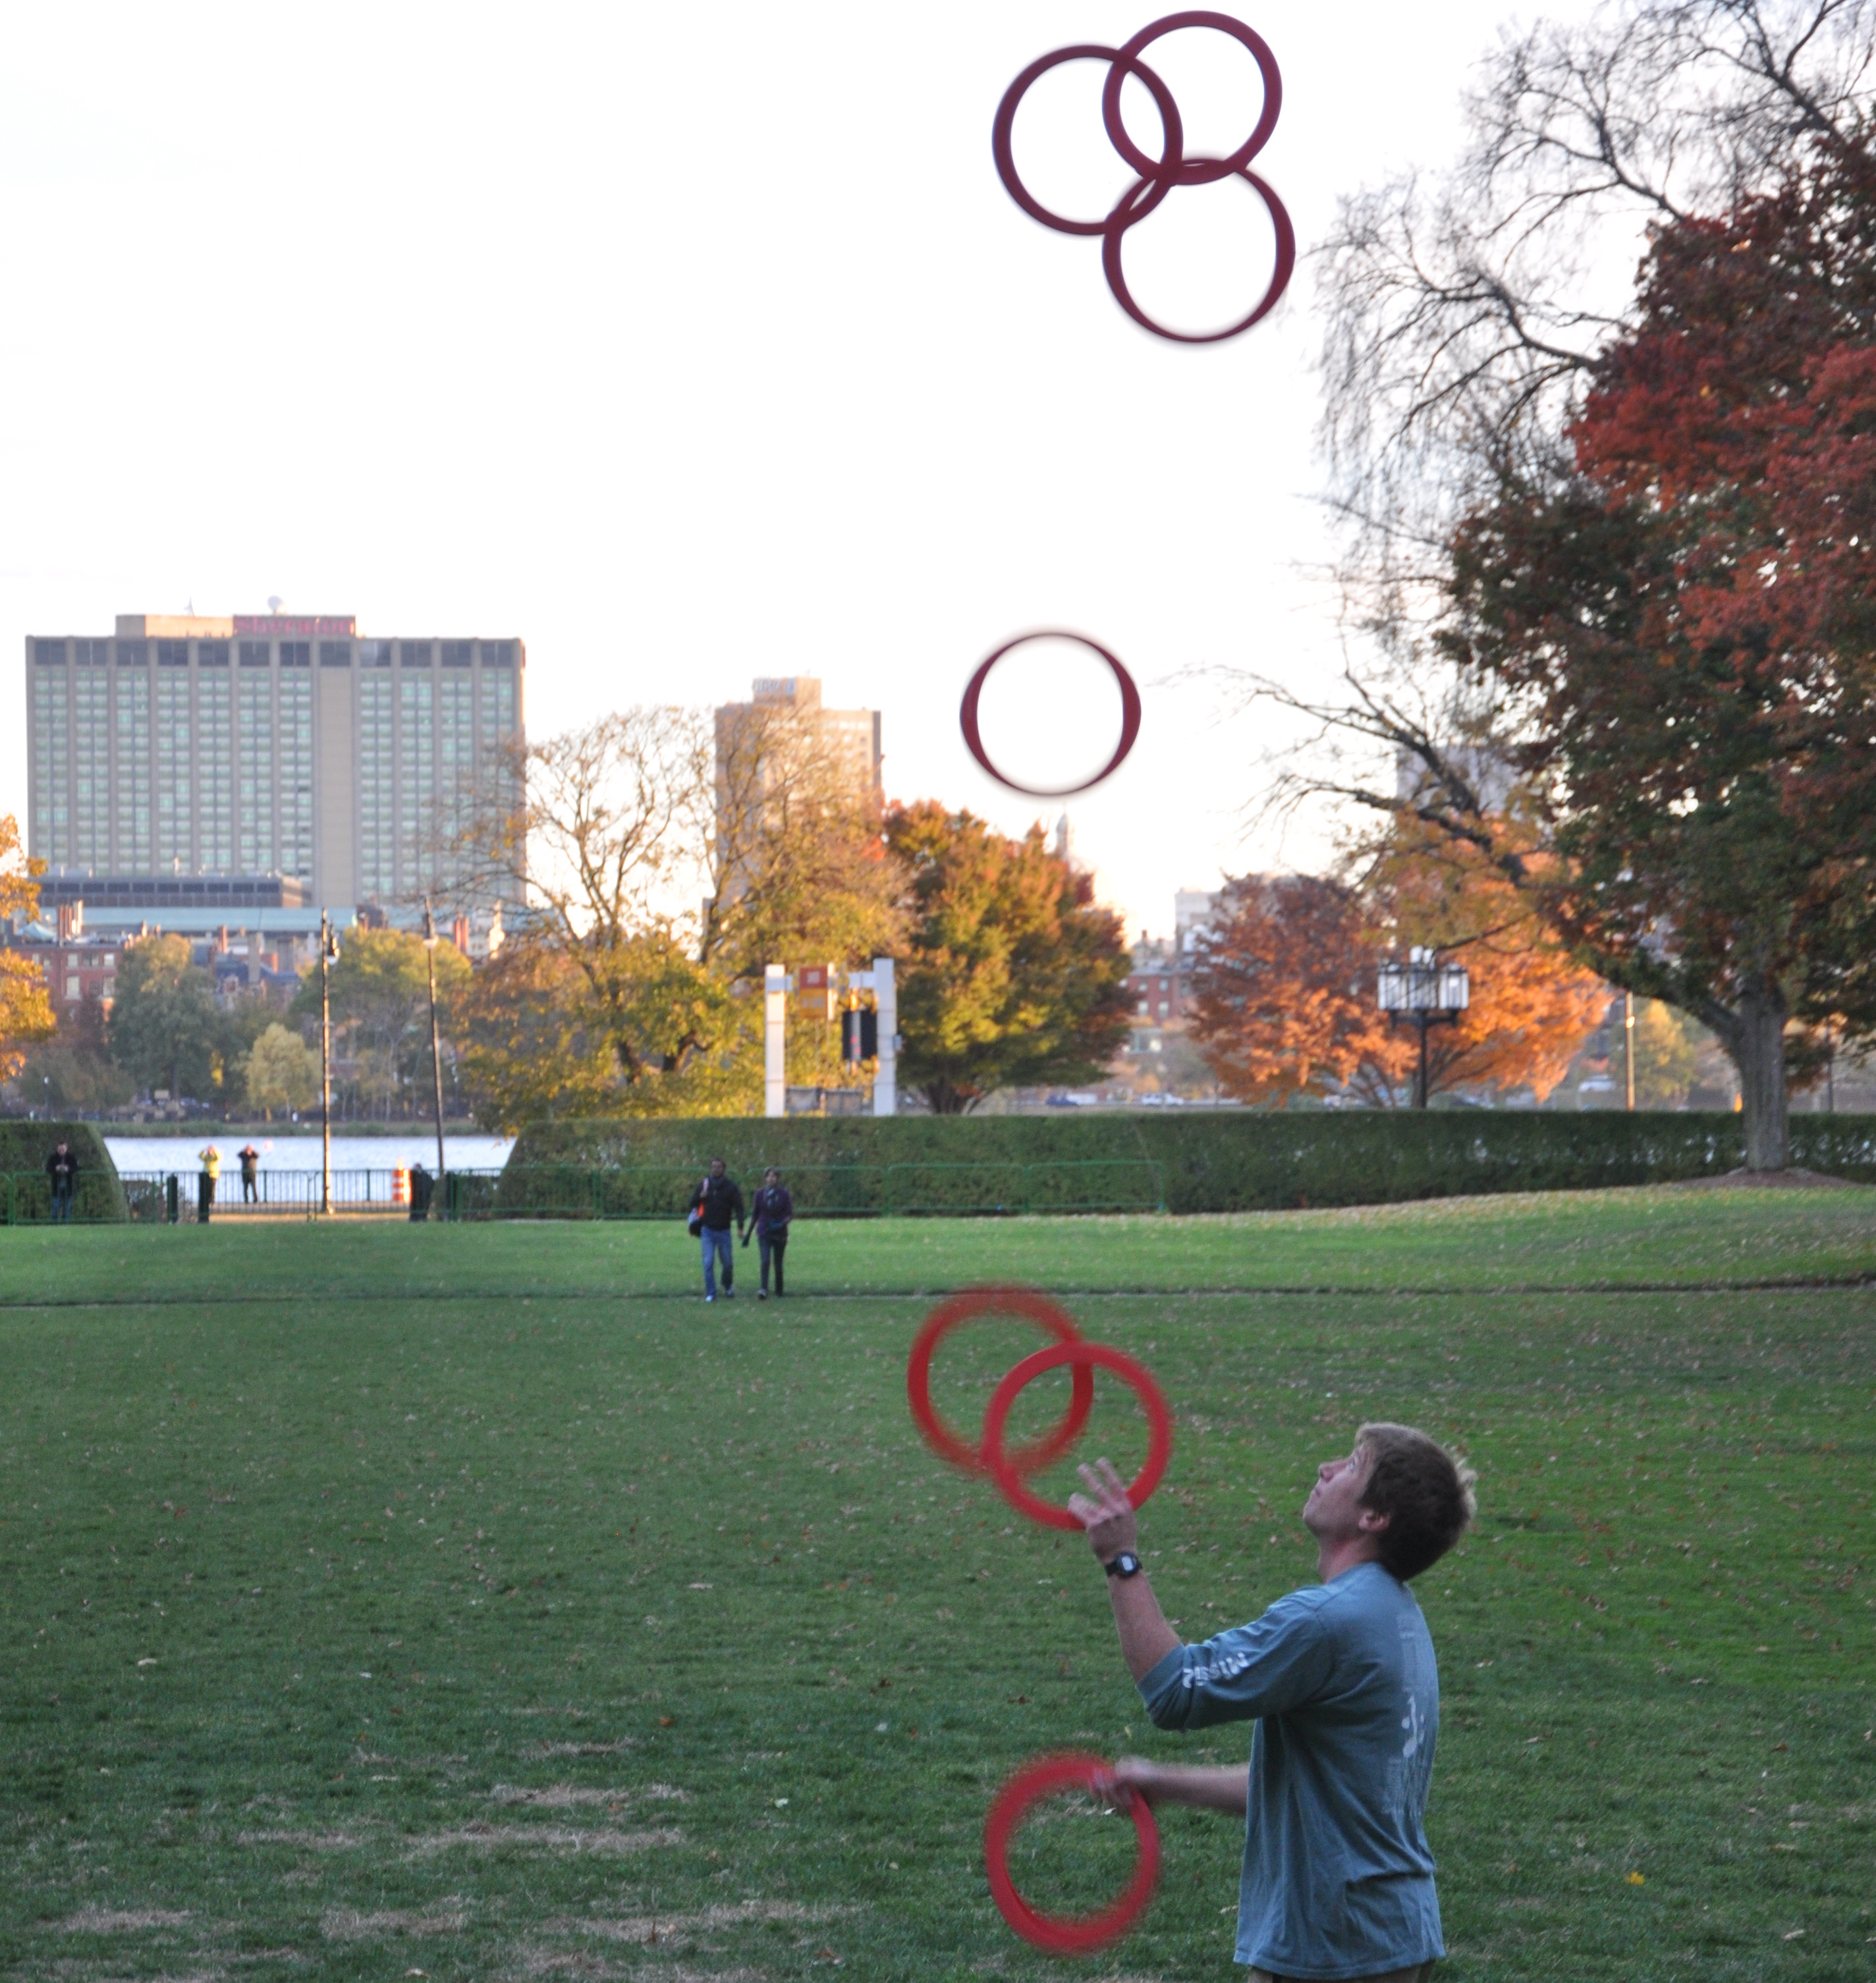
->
<box><xmin>24</xmin><ymin>612</ymin><xmax>524</xmax><ymax>935</ymax></box>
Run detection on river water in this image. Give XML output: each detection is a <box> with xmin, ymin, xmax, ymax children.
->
<box><xmin>104</xmin><ymin>1133</ymin><xmax>515</xmax><ymax>1177</ymax></box>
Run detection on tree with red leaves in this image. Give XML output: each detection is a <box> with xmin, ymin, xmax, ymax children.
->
<box><xmin>1261</xmin><ymin>3</ymin><xmax>1876</xmax><ymax>1168</ymax></box>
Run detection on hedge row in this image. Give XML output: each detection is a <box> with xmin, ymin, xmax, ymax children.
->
<box><xmin>0</xmin><ymin>1122</ymin><xmax>128</xmax><ymax>1222</ymax></box>
<box><xmin>507</xmin><ymin>1111</ymin><xmax>1876</xmax><ymax>1212</ymax></box>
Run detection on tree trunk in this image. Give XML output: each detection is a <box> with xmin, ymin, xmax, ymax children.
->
<box><xmin>1719</xmin><ymin>978</ymin><xmax>1790</xmax><ymax>1171</ymax></box>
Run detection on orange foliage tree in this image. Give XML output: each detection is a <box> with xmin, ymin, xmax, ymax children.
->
<box><xmin>0</xmin><ymin>813</ymin><xmax>56</xmax><ymax>1083</ymax></box>
<box><xmin>1190</xmin><ymin>825</ymin><xmax>1605</xmax><ymax>1107</ymax></box>
<box><xmin>1186</xmin><ymin>875</ymin><xmax>1411</xmax><ymax>1106</ymax></box>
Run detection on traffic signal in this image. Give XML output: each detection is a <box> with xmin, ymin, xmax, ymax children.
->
<box><xmin>841</xmin><ymin>1006</ymin><xmax>879</xmax><ymax>1064</ymax></box>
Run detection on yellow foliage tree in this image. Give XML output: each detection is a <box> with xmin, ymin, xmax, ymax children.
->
<box><xmin>0</xmin><ymin>815</ymin><xmax>56</xmax><ymax>1084</ymax></box>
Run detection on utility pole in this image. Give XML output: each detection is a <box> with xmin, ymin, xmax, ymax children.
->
<box><xmin>1624</xmin><ymin>991</ymin><xmax>1636</xmax><ymax>1112</ymax></box>
<box><xmin>319</xmin><ymin>911</ymin><xmax>340</xmax><ymax>1215</ymax></box>
<box><xmin>422</xmin><ymin>899</ymin><xmax>447</xmax><ymax>1217</ymax></box>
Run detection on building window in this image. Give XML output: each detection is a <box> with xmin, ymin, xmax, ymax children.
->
<box><xmin>157</xmin><ymin>640</ymin><xmax>189</xmax><ymax>667</ymax></box>
<box><xmin>236</xmin><ymin>670</ymin><xmax>275</xmax><ymax>874</ymax></box>
<box><xmin>72</xmin><ymin>668</ymin><xmax>110</xmax><ymax>871</ymax></box>
<box><xmin>360</xmin><ymin>674</ymin><xmax>395</xmax><ymax>899</ymax></box>
<box><xmin>115</xmin><ymin>671</ymin><xmax>152</xmax><ymax>871</ymax></box>
<box><xmin>36</xmin><ymin>638</ymin><xmax>69</xmax><ymax>665</ymax></box>
<box><xmin>279</xmin><ymin>671</ymin><xmax>314</xmax><ymax>880</ymax></box>
<box><xmin>279</xmin><ymin>641</ymin><xmax>310</xmax><ymax>668</ymax></box>
<box><xmin>319</xmin><ymin>641</ymin><xmax>351</xmax><ymax>667</ymax></box>
<box><xmin>30</xmin><ymin>669</ymin><xmax>70</xmax><ymax>863</ymax></box>
<box><xmin>74</xmin><ymin>639</ymin><xmax>109</xmax><ymax>666</ymax></box>
<box><xmin>238</xmin><ymin>641</ymin><xmax>270</xmax><ymax>667</ymax></box>
<box><xmin>198</xmin><ymin>670</ymin><xmax>233</xmax><ymax>871</ymax></box>
<box><xmin>401</xmin><ymin>641</ymin><xmax>432</xmax><ymax>666</ymax></box>
<box><xmin>117</xmin><ymin>641</ymin><xmax>149</xmax><ymax>667</ymax></box>
<box><xmin>1157</xmin><ymin>1001</ymin><xmax>1169</xmax><ymax>1016</ymax></box>
<box><xmin>399</xmin><ymin>672</ymin><xmax>436</xmax><ymax>893</ymax></box>
<box><xmin>359</xmin><ymin>640</ymin><xmax>393</xmax><ymax>667</ymax></box>
<box><xmin>1137</xmin><ymin>1000</ymin><xmax>1149</xmax><ymax>1014</ymax></box>
<box><xmin>199</xmin><ymin>640</ymin><xmax>230</xmax><ymax>667</ymax></box>
<box><xmin>155</xmin><ymin>672</ymin><xmax>192</xmax><ymax>869</ymax></box>
<box><xmin>441</xmin><ymin>641</ymin><xmax>474</xmax><ymax>668</ymax></box>
<box><xmin>481</xmin><ymin>640</ymin><xmax>514</xmax><ymax>667</ymax></box>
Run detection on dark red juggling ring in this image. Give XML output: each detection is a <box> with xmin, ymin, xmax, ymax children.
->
<box><xmin>906</xmin><ymin>1286</ymin><xmax>1096</xmax><ymax>1480</ymax></box>
<box><xmin>960</xmin><ymin>632</ymin><xmax>1142</xmax><ymax>798</ymax></box>
<box><xmin>984</xmin><ymin>1752</ymin><xmax>1161</xmax><ymax>1954</ymax></box>
<box><xmin>992</xmin><ymin>11</ymin><xmax>1295</xmax><ymax>344</ymax></box>
<box><xmin>982</xmin><ymin>1339</ymin><xmax>1173</xmax><ymax>1531</ymax></box>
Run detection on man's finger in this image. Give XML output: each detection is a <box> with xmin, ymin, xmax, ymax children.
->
<box><xmin>1066</xmin><ymin>1492</ymin><xmax>1104</xmax><ymax>1527</ymax></box>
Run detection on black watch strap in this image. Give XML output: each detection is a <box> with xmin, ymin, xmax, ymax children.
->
<box><xmin>1104</xmin><ymin>1551</ymin><xmax>1142</xmax><ymax>1579</ymax></box>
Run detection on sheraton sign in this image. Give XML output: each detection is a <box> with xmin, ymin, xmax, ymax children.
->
<box><xmin>232</xmin><ymin>615</ymin><xmax>356</xmax><ymax>637</ymax></box>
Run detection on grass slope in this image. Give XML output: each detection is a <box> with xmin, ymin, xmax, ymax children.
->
<box><xmin>1</xmin><ymin>1196</ymin><xmax>1872</xmax><ymax>1981</ymax></box>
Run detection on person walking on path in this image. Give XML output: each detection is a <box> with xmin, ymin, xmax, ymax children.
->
<box><xmin>45</xmin><ymin>1141</ymin><xmax>79</xmax><ymax>1224</ymax></box>
<box><xmin>237</xmin><ymin>1143</ymin><xmax>261</xmax><ymax>1205</ymax></box>
<box><xmin>690</xmin><ymin>1156</ymin><xmax>744</xmax><ymax>1301</ymax></box>
<box><xmin>742</xmin><ymin>1166</ymin><xmax>793</xmax><ymax>1299</ymax></box>
<box><xmin>196</xmin><ymin>1143</ymin><xmax>221</xmax><ymax>1224</ymax></box>
<box><xmin>1068</xmin><ymin>1424</ymin><xmax>1476</xmax><ymax>1983</ymax></box>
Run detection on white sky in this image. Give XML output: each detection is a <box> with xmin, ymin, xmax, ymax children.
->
<box><xmin>0</xmin><ymin>0</ymin><xmax>1597</xmax><ymax>941</ymax></box>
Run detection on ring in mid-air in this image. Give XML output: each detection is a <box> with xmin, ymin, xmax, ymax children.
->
<box><xmin>992</xmin><ymin>10</ymin><xmax>1296</xmax><ymax>343</ymax></box>
<box><xmin>960</xmin><ymin>632</ymin><xmax>1141</xmax><ymax>797</ymax></box>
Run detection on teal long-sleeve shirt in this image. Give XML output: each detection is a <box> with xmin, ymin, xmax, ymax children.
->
<box><xmin>1136</xmin><ymin>1561</ymin><xmax>1445</xmax><ymax>1980</ymax></box>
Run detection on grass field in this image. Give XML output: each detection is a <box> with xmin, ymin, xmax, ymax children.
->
<box><xmin>2</xmin><ymin>1188</ymin><xmax>1873</xmax><ymax>1980</ymax></box>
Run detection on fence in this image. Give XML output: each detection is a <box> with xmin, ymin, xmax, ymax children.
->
<box><xmin>113</xmin><ymin>1170</ymin><xmax>460</xmax><ymax>1222</ymax></box>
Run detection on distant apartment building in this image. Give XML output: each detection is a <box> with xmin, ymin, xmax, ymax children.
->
<box><xmin>25</xmin><ymin>612</ymin><xmax>524</xmax><ymax>935</ymax></box>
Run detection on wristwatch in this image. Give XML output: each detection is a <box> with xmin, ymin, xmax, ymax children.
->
<box><xmin>1104</xmin><ymin>1552</ymin><xmax>1142</xmax><ymax>1579</ymax></box>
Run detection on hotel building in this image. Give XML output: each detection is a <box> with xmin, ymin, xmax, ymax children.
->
<box><xmin>24</xmin><ymin>612</ymin><xmax>524</xmax><ymax>935</ymax></box>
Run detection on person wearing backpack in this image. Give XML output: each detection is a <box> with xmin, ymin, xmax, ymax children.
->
<box><xmin>689</xmin><ymin>1157</ymin><xmax>745</xmax><ymax>1302</ymax></box>
<box><xmin>742</xmin><ymin>1166</ymin><xmax>793</xmax><ymax>1299</ymax></box>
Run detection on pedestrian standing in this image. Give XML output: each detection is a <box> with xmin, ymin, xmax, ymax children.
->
<box><xmin>196</xmin><ymin>1142</ymin><xmax>221</xmax><ymax>1224</ymax></box>
<box><xmin>45</xmin><ymin>1141</ymin><xmax>79</xmax><ymax>1224</ymax></box>
<box><xmin>409</xmin><ymin>1162</ymin><xmax>434</xmax><ymax>1222</ymax></box>
<box><xmin>237</xmin><ymin>1142</ymin><xmax>261</xmax><ymax>1205</ymax></box>
<box><xmin>690</xmin><ymin>1156</ymin><xmax>745</xmax><ymax>1301</ymax></box>
<box><xmin>742</xmin><ymin>1166</ymin><xmax>793</xmax><ymax>1299</ymax></box>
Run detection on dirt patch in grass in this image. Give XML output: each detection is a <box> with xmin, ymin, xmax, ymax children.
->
<box><xmin>321</xmin><ymin>1903</ymin><xmax>468</xmax><ymax>1941</ymax></box>
<box><xmin>491</xmin><ymin>1784</ymin><xmax>688</xmax><ymax>1808</ymax></box>
<box><xmin>527</xmin><ymin>1740</ymin><xmax>638</xmax><ymax>1758</ymax></box>
<box><xmin>234</xmin><ymin>1830</ymin><xmax>364</xmax><ymax>1850</ymax></box>
<box><xmin>59</xmin><ymin>1908</ymin><xmax>194</xmax><ymax>1932</ymax></box>
<box><xmin>551</xmin><ymin>1901</ymin><xmax>852</xmax><ymax>1947</ymax></box>
<box><xmin>408</xmin><ymin>1823</ymin><xmax>683</xmax><ymax>1856</ymax></box>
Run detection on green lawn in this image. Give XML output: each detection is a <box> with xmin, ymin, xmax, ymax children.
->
<box><xmin>2</xmin><ymin>1193</ymin><xmax>1873</xmax><ymax>1980</ymax></box>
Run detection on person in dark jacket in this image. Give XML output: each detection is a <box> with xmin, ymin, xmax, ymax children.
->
<box><xmin>46</xmin><ymin>1141</ymin><xmax>79</xmax><ymax>1223</ymax></box>
<box><xmin>237</xmin><ymin>1143</ymin><xmax>261</xmax><ymax>1204</ymax></box>
<box><xmin>742</xmin><ymin>1166</ymin><xmax>792</xmax><ymax>1299</ymax></box>
<box><xmin>410</xmin><ymin>1162</ymin><xmax>435</xmax><ymax>1222</ymax></box>
<box><xmin>692</xmin><ymin>1157</ymin><xmax>745</xmax><ymax>1301</ymax></box>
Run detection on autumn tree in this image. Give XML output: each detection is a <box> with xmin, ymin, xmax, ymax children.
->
<box><xmin>242</xmin><ymin>1021</ymin><xmax>319</xmax><ymax>1120</ymax></box>
<box><xmin>1188</xmin><ymin>875</ymin><xmax>1411</xmax><ymax>1106</ymax></box>
<box><xmin>885</xmin><ymin>802</ymin><xmax>1131</xmax><ymax>1113</ymax></box>
<box><xmin>1250</xmin><ymin>0</ymin><xmax>1876</xmax><ymax>1168</ymax></box>
<box><xmin>0</xmin><ymin>813</ymin><xmax>55</xmax><ymax>1083</ymax></box>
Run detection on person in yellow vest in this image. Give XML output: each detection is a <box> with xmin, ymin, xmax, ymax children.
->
<box><xmin>196</xmin><ymin>1143</ymin><xmax>221</xmax><ymax>1224</ymax></box>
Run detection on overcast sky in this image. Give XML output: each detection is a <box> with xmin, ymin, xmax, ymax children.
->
<box><xmin>0</xmin><ymin>0</ymin><xmax>1604</xmax><ymax>940</ymax></box>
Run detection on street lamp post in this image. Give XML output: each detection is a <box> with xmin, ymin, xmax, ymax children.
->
<box><xmin>1376</xmin><ymin>947</ymin><xmax>1470</xmax><ymax>1110</ymax></box>
<box><xmin>422</xmin><ymin>899</ymin><xmax>447</xmax><ymax>1219</ymax></box>
<box><xmin>319</xmin><ymin>912</ymin><xmax>341</xmax><ymax>1214</ymax></box>
<box><xmin>1624</xmin><ymin>991</ymin><xmax>1636</xmax><ymax>1111</ymax></box>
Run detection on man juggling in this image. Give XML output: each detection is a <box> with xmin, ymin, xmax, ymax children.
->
<box><xmin>1070</xmin><ymin>1425</ymin><xmax>1476</xmax><ymax>1983</ymax></box>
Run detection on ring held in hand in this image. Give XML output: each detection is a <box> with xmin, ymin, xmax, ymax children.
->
<box><xmin>985</xmin><ymin>1752</ymin><xmax>1160</xmax><ymax>1954</ymax></box>
<box><xmin>981</xmin><ymin>1340</ymin><xmax>1172</xmax><ymax>1531</ymax></box>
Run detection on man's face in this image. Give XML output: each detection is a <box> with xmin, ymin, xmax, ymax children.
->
<box><xmin>55</xmin><ymin>1143</ymin><xmax>67</xmax><ymax>1154</ymax></box>
<box><xmin>709</xmin><ymin>1160</ymin><xmax>725</xmax><ymax>1178</ymax></box>
<box><xmin>1302</xmin><ymin>1441</ymin><xmax>1381</xmax><ymax>1544</ymax></box>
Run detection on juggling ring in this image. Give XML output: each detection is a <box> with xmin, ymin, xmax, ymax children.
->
<box><xmin>985</xmin><ymin>1752</ymin><xmax>1160</xmax><ymax>1955</ymax></box>
<box><xmin>907</xmin><ymin>1287</ymin><xmax>1095</xmax><ymax>1479</ymax></box>
<box><xmin>960</xmin><ymin>633</ymin><xmax>1142</xmax><ymax>798</ymax></box>
<box><xmin>983</xmin><ymin>1340</ymin><xmax>1172</xmax><ymax>1531</ymax></box>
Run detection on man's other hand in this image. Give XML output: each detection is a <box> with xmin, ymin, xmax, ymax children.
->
<box><xmin>1069</xmin><ymin>1457</ymin><xmax>1140</xmax><ymax>1562</ymax></box>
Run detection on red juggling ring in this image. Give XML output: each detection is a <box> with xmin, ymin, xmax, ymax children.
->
<box><xmin>985</xmin><ymin>1752</ymin><xmax>1161</xmax><ymax>1954</ymax></box>
<box><xmin>960</xmin><ymin>632</ymin><xmax>1142</xmax><ymax>798</ymax></box>
<box><xmin>982</xmin><ymin>1340</ymin><xmax>1172</xmax><ymax>1532</ymax></box>
<box><xmin>906</xmin><ymin>1287</ymin><xmax>1095</xmax><ymax>1479</ymax></box>
<box><xmin>993</xmin><ymin>11</ymin><xmax>1295</xmax><ymax>343</ymax></box>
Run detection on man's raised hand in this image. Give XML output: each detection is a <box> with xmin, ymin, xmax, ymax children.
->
<box><xmin>1069</xmin><ymin>1457</ymin><xmax>1140</xmax><ymax>1563</ymax></box>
